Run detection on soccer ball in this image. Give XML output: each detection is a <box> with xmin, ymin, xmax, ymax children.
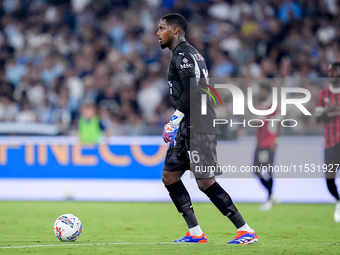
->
<box><xmin>54</xmin><ymin>214</ymin><xmax>82</xmax><ymax>241</ymax></box>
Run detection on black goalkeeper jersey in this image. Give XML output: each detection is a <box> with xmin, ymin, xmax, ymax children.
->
<box><xmin>167</xmin><ymin>41</ymin><xmax>219</xmax><ymax>137</ymax></box>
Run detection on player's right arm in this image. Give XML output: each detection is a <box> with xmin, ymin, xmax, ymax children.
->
<box><xmin>315</xmin><ymin>89</ymin><xmax>338</xmax><ymax>122</ymax></box>
<box><xmin>315</xmin><ymin>89</ymin><xmax>328</xmax><ymax>122</ymax></box>
<box><xmin>175</xmin><ymin>52</ymin><xmax>200</xmax><ymax>115</ymax></box>
<box><xmin>162</xmin><ymin>53</ymin><xmax>198</xmax><ymax>145</ymax></box>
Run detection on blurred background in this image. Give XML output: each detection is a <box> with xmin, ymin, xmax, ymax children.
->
<box><xmin>0</xmin><ymin>0</ymin><xmax>339</xmax><ymax>137</ymax></box>
<box><xmin>0</xmin><ymin>0</ymin><xmax>339</xmax><ymax>202</ymax></box>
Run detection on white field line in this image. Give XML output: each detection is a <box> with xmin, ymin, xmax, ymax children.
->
<box><xmin>0</xmin><ymin>242</ymin><xmax>174</xmax><ymax>249</ymax></box>
<box><xmin>2</xmin><ymin>242</ymin><xmax>339</xmax><ymax>249</ymax></box>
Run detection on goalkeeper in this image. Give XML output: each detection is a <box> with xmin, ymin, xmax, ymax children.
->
<box><xmin>157</xmin><ymin>13</ymin><xmax>258</xmax><ymax>244</ymax></box>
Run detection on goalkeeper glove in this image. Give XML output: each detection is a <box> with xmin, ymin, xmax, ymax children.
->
<box><xmin>162</xmin><ymin>110</ymin><xmax>184</xmax><ymax>146</ymax></box>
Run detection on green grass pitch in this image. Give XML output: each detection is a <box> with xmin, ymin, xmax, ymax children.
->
<box><xmin>0</xmin><ymin>201</ymin><xmax>339</xmax><ymax>254</ymax></box>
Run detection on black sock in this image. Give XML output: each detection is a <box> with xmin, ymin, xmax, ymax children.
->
<box><xmin>259</xmin><ymin>177</ymin><xmax>268</xmax><ymax>190</ymax></box>
<box><xmin>267</xmin><ymin>178</ymin><xmax>273</xmax><ymax>198</ymax></box>
<box><xmin>326</xmin><ymin>179</ymin><xmax>340</xmax><ymax>201</ymax></box>
<box><xmin>165</xmin><ymin>180</ymin><xmax>198</xmax><ymax>229</ymax></box>
<box><xmin>203</xmin><ymin>182</ymin><xmax>245</xmax><ymax>228</ymax></box>
<box><xmin>259</xmin><ymin>178</ymin><xmax>273</xmax><ymax>199</ymax></box>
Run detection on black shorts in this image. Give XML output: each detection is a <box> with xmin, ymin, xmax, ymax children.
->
<box><xmin>325</xmin><ymin>143</ymin><xmax>340</xmax><ymax>172</ymax></box>
<box><xmin>253</xmin><ymin>147</ymin><xmax>275</xmax><ymax>167</ymax></box>
<box><xmin>163</xmin><ymin>133</ymin><xmax>219</xmax><ymax>179</ymax></box>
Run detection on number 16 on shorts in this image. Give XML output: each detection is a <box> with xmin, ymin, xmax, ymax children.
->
<box><xmin>188</xmin><ymin>150</ymin><xmax>200</xmax><ymax>163</ymax></box>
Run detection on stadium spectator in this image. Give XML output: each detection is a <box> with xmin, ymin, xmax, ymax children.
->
<box><xmin>78</xmin><ymin>101</ymin><xmax>108</xmax><ymax>143</ymax></box>
<box><xmin>278</xmin><ymin>0</ymin><xmax>302</xmax><ymax>23</ymax></box>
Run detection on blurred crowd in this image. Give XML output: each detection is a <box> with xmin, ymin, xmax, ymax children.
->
<box><xmin>0</xmin><ymin>0</ymin><xmax>339</xmax><ymax>137</ymax></box>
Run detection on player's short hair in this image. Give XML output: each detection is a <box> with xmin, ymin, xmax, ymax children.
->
<box><xmin>161</xmin><ymin>13</ymin><xmax>187</xmax><ymax>33</ymax></box>
<box><xmin>330</xmin><ymin>62</ymin><xmax>340</xmax><ymax>68</ymax></box>
<box><xmin>330</xmin><ymin>62</ymin><xmax>340</xmax><ymax>73</ymax></box>
<box><xmin>81</xmin><ymin>100</ymin><xmax>95</xmax><ymax>109</ymax></box>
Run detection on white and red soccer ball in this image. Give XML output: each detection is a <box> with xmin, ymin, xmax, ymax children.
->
<box><xmin>54</xmin><ymin>214</ymin><xmax>82</xmax><ymax>241</ymax></box>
